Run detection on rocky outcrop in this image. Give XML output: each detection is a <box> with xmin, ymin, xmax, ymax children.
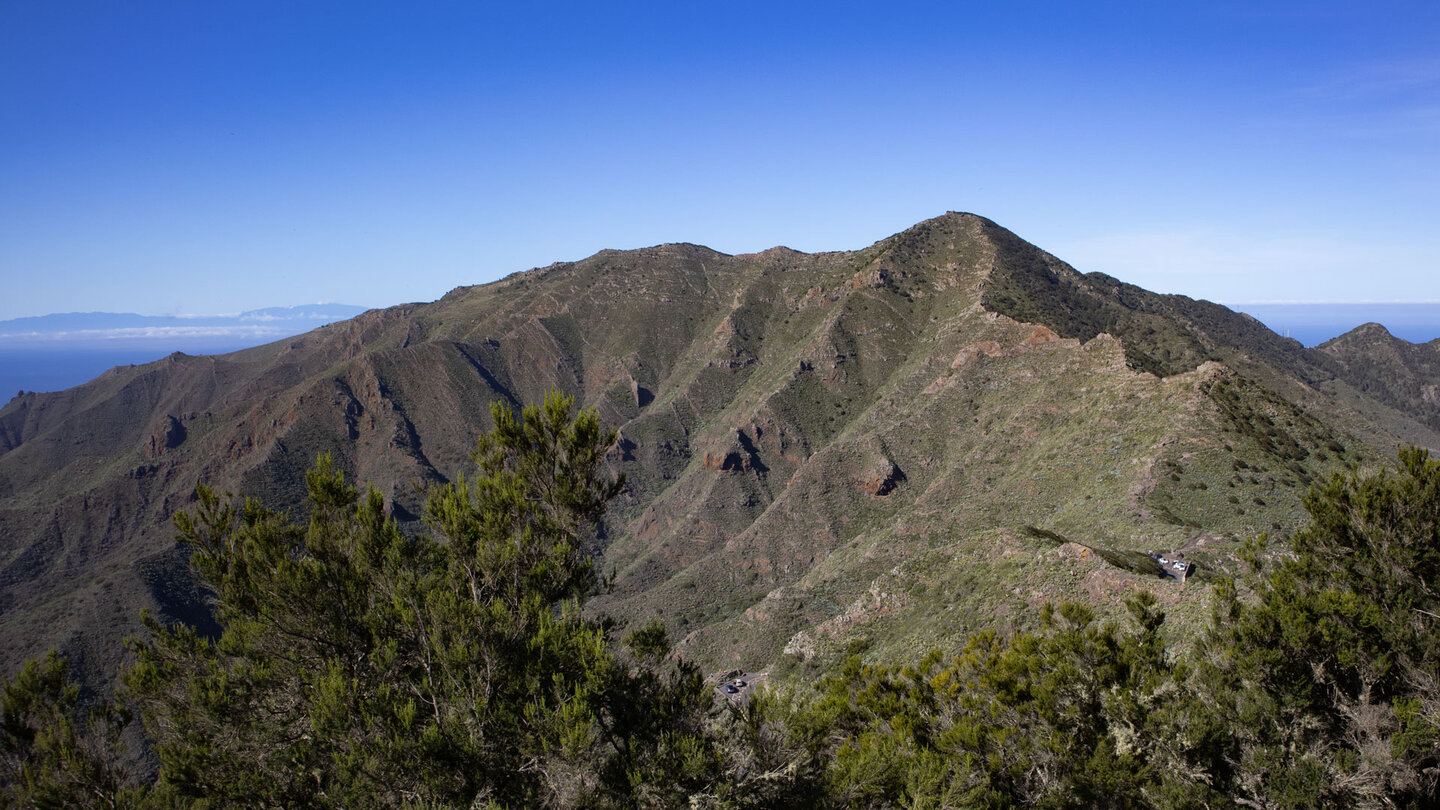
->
<box><xmin>146</xmin><ymin>415</ymin><xmax>187</xmax><ymax>457</ymax></box>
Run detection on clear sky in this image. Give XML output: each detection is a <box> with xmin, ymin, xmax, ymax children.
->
<box><xmin>2</xmin><ymin>1</ymin><xmax>1437</xmax><ymax>321</ymax></box>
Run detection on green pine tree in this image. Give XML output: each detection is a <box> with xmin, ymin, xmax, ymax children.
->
<box><xmin>124</xmin><ymin>392</ymin><xmax>716</xmax><ymax>808</ymax></box>
<box><xmin>0</xmin><ymin>652</ymin><xmax>143</xmax><ymax>809</ymax></box>
<box><xmin>1202</xmin><ymin>446</ymin><xmax>1440</xmax><ymax>808</ymax></box>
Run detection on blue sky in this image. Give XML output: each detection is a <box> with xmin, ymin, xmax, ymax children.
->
<box><xmin>2</xmin><ymin>1</ymin><xmax>1437</xmax><ymax>321</ymax></box>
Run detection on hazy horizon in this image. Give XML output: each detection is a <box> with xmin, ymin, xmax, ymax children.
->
<box><xmin>0</xmin><ymin>304</ymin><xmax>368</xmax><ymax>397</ymax></box>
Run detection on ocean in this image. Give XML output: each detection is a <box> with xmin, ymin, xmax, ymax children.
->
<box><xmin>0</xmin><ymin>343</ymin><xmax>256</xmax><ymax>403</ymax></box>
<box><xmin>1230</xmin><ymin>303</ymin><xmax>1440</xmax><ymax>347</ymax></box>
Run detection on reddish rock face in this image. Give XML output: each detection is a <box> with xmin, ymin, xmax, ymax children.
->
<box><xmin>863</xmin><ymin>462</ymin><xmax>906</xmax><ymax>497</ymax></box>
<box><xmin>146</xmin><ymin>415</ymin><xmax>187</xmax><ymax>458</ymax></box>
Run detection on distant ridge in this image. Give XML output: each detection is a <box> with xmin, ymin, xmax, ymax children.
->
<box><xmin>0</xmin><ymin>304</ymin><xmax>372</xmax><ymax>396</ymax></box>
<box><xmin>1318</xmin><ymin>322</ymin><xmax>1440</xmax><ymax>434</ymax></box>
<box><xmin>0</xmin><ymin>304</ymin><xmax>370</xmax><ymax>345</ymax></box>
<box><xmin>1228</xmin><ymin>302</ymin><xmax>1440</xmax><ymax>346</ymax></box>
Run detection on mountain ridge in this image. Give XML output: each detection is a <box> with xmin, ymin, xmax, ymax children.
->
<box><xmin>1</xmin><ymin>212</ymin><xmax>1435</xmax><ymax>687</ymax></box>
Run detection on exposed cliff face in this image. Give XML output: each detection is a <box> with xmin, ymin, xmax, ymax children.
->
<box><xmin>1</xmin><ymin>213</ymin><xmax>1434</xmax><ymax>684</ymax></box>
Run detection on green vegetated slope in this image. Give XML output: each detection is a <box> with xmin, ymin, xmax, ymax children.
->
<box><xmin>1318</xmin><ymin>322</ymin><xmax>1440</xmax><ymax>432</ymax></box>
<box><xmin>0</xmin><ymin>212</ymin><xmax>1435</xmax><ymax>687</ymax></box>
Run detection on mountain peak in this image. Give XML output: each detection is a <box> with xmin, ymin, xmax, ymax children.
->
<box><xmin>746</xmin><ymin>245</ymin><xmax>808</xmax><ymax>259</ymax></box>
<box><xmin>1317</xmin><ymin>321</ymin><xmax>1440</xmax><ymax>436</ymax></box>
<box><xmin>1324</xmin><ymin>321</ymin><xmax>1397</xmax><ymax>346</ymax></box>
